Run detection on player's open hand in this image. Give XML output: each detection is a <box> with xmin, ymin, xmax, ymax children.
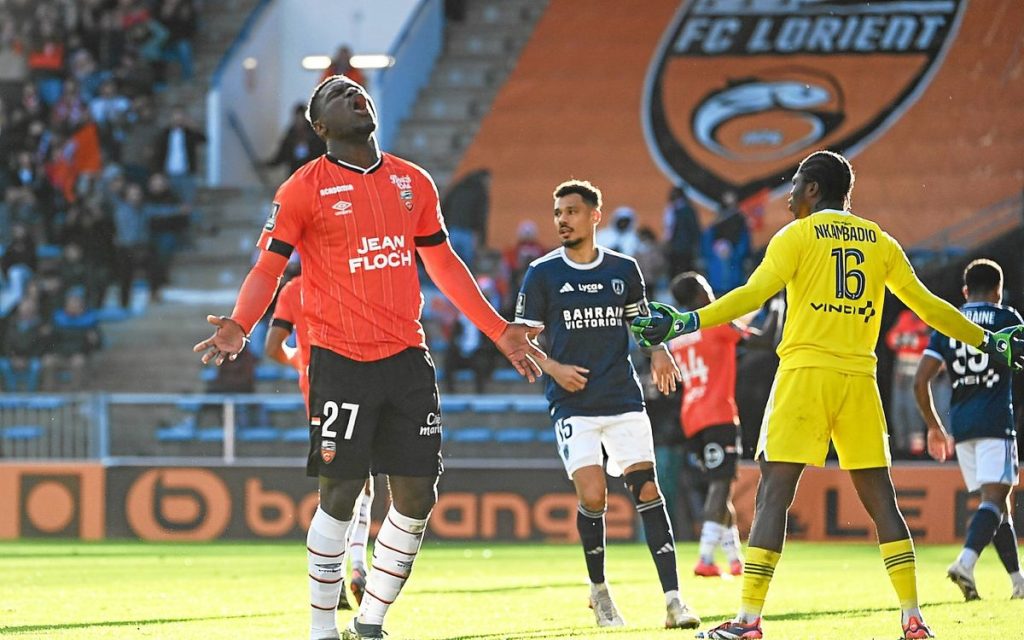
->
<box><xmin>496</xmin><ymin>323</ymin><xmax>546</xmax><ymax>383</ymax></box>
<box><xmin>193</xmin><ymin>315</ymin><xmax>247</xmax><ymax>366</ymax></box>
<box><xmin>549</xmin><ymin>362</ymin><xmax>589</xmax><ymax>393</ymax></box>
<box><xmin>981</xmin><ymin>325</ymin><xmax>1024</xmax><ymax>371</ymax></box>
<box><xmin>631</xmin><ymin>301</ymin><xmax>699</xmax><ymax>347</ymax></box>
<box><xmin>926</xmin><ymin>426</ymin><xmax>953</xmax><ymax>462</ymax></box>
<box><xmin>650</xmin><ymin>347</ymin><xmax>681</xmax><ymax>395</ymax></box>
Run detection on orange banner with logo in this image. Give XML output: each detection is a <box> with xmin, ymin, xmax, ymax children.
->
<box><xmin>0</xmin><ymin>463</ymin><xmax>1018</xmax><ymax>542</ymax></box>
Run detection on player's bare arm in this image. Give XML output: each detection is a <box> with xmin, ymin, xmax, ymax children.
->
<box><xmin>649</xmin><ymin>345</ymin><xmax>680</xmax><ymax>394</ymax></box>
<box><xmin>417</xmin><ymin>240</ymin><xmax>546</xmax><ymax>381</ymax></box>
<box><xmin>535</xmin><ymin>353</ymin><xmax>589</xmax><ymax>393</ymax></box>
<box><xmin>265</xmin><ymin>325</ymin><xmax>298</xmax><ymax>368</ymax></box>
<box><xmin>912</xmin><ymin>354</ymin><xmax>953</xmax><ymax>462</ymax></box>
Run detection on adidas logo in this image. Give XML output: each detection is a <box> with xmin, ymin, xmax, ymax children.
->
<box><xmin>655</xmin><ymin>542</ymin><xmax>675</xmax><ymax>555</ymax></box>
<box><xmin>586</xmin><ymin>546</ymin><xmax>605</xmax><ymax>555</ymax></box>
<box><xmin>559</xmin><ymin>282</ymin><xmax>574</xmax><ymax>293</ymax></box>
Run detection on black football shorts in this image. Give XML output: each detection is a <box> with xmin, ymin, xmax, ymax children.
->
<box><xmin>685</xmin><ymin>423</ymin><xmax>741</xmax><ymax>481</ymax></box>
<box><xmin>306</xmin><ymin>346</ymin><xmax>443</xmax><ymax>479</ymax></box>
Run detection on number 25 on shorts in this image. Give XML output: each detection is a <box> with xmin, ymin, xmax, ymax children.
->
<box><xmin>318</xmin><ymin>400</ymin><xmax>360</xmax><ymax>440</ymax></box>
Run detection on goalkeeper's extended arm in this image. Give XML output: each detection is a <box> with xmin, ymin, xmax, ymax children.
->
<box><xmin>893</xmin><ymin>276</ymin><xmax>1023</xmax><ymax>369</ymax></box>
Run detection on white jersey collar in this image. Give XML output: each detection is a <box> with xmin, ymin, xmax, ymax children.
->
<box><xmin>560</xmin><ymin>246</ymin><xmax>604</xmax><ymax>271</ymax></box>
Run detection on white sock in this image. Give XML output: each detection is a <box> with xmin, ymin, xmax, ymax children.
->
<box><xmin>699</xmin><ymin>521</ymin><xmax>724</xmax><ymax>563</ymax></box>
<box><xmin>721</xmin><ymin>525</ymin><xmax>743</xmax><ymax>563</ymax></box>
<box><xmin>357</xmin><ymin>506</ymin><xmax>427</xmax><ymax>626</ymax></box>
<box><xmin>1011</xmin><ymin>570</ymin><xmax>1024</xmax><ymax>586</ymax></box>
<box><xmin>664</xmin><ymin>589</ymin><xmax>680</xmax><ymax>606</ymax></box>
<box><xmin>957</xmin><ymin>547</ymin><xmax>980</xmax><ymax>571</ymax></box>
<box><xmin>307</xmin><ymin>507</ymin><xmax>350</xmax><ymax>637</ymax></box>
<box><xmin>348</xmin><ymin>488</ymin><xmax>372</xmax><ymax>573</ymax></box>
<box><xmin>902</xmin><ymin>606</ymin><xmax>923</xmax><ymax>625</ymax></box>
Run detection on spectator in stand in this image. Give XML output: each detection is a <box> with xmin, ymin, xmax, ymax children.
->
<box><xmin>2</xmin><ymin>223</ymin><xmax>37</xmax><ymax>275</ymax></box>
<box><xmin>321</xmin><ymin>44</ymin><xmax>366</xmax><ymax>87</ymax></box>
<box><xmin>441</xmin><ymin>168</ymin><xmax>490</xmax><ymax>267</ymax></box>
<box><xmin>596</xmin><ymin>205</ymin><xmax>641</xmax><ymax>256</ymax></box>
<box><xmin>89</xmin><ymin>78</ymin><xmax>131</xmax><ymax>160</ymax></box>
<box><xmin>44</xmin><ymin>287</ymin><xmax>101</xmax><ymax>390</ymax></box>
<box><xmin>113</xmin><ymin>50</ymin><xmax>156</xmax><ymax>98</ymax></box>
<box><xmin>503</xmin><ymin>219</ymin><xmax>547</xmax><ymax>305</ymax></box>
<box><xmin>156</xmin><ymin>0</ymin><xmax>196</xmax><ymax>81</ymax></box>
<box><xmin>59</xmin><ymin>201</ymin><xmax>115</xmax><ymax>308</ymax></box>
<box><xmin>701</xmin><ymin>191</ymin><xmax>750</xmax><ymax>295</ymax></box>
<box><xmin>49</xmin><ymin>78</ymin><xmax>88</xmax><ymax>129</ymax></box>
<box><xmin>27</xmin><ymin>20</ymin><xmax>64</xmax><ymax>105</ymax></box>
<box><xmin>112</xmin><ymin>181</ymin><xmax>151</xmax><ymax>308</ymax></box>
<box><xmin>119</xmin><ymin>95</ymin><xmax>159</xmax><ymax>183</ymax></box>
<box><xmin>0</xmin><ymin>22</ymin><xmax>28</xmax><ymax>108</ymax></box>
<box><xmin>664</xmin><ymin>186</ymin><xmax>701</xmax><ymax>276</ymax></box>
<box><xmin>153</xmin><ymin>105</ymin><xmax>205</xmax><ymax>204</ymax></box>
<box><xmin>143</xmin><ymin>171</ymin><xmax>190</xmax><ymax>301</ymax></box>
<box><xmin>443</xmin><ymin>274</ymin><xmax>500</xmax><ymax>394</ymax></box>
<box><xmin>635</xmin><ymin>225</ymin><xmax>668</xmax><ymax>290</ymax></box>
<box><xmin>885</xmin><ymin>309</ymin><xmax>932</xmax><ymax>457</ymax></box>
<box><xmin>0</xmin><ymin>296</ymin><xmax>49</xmax><ymax>391</ymax></box>
<box><xmin>57</xmin><ymin>242</ymin><xmax>90</xmax><ymax>301</ymax></box>
<box><xmin>264</xmin><ymin>103</ymin><xmax>326</xmax><ymax>175</ymax></box>
<box><xmin>69</xmin><ymin>48</ymin><xmax>108</xmax><ymax>102</ymax></box>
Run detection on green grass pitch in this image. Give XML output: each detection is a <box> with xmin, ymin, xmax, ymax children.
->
<box><xmin>1</xmin><ymin>540</ymin><xmax>1019</xmax><ymax>639</ymax></box>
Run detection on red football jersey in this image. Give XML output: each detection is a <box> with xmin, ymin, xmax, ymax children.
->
<box><xmin>271</xmin><ymin>275</ymin><xmax>310</xmax><ymax>400</ymax></box>
<box><xmin>668</xmin><ymin>324</ymin><xmax>741</xmax><ymax>437</ymax></box>
<box><xmin>257</xmin><ymin>153</ymin><xmax>447</xmax><ymax>362</ymax></box>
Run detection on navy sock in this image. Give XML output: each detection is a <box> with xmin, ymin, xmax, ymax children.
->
<box><xmin>966</xmin><ymin>502</ymin><xmax>1002</xmax><ymax>554</ymax></box>
<box><xmin>577</xmin><ymin>505</ymin><xmax>606</xmax><ymax>584</ymax></box>
<box><xmin>638</xmin><ymin>497</ymin><xmax>679</xmax><ymax>593</ymax></box>
<box><xmin>992</xmin><ymin>517</ymin><xmax>1021</xmax><ymax>574</ymax></box>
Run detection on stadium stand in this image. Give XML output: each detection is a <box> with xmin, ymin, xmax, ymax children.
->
<box><xmin>452</xmin><ymin>0</ymin><xmax>1024</xmax><ymax>252</ymax></box>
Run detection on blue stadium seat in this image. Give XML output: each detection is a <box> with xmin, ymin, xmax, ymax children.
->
<box><xmin>282</xmin><ymin>427</ymin><xmax>309</xmax><ymax>442</ymax></box>
<box><xmin>492</xmin><ymin>368</ymin><xmax>522</xmax><ymax>382</ymax></box>
<box><xmin>440</xmin><ymin>397</ymin><xmax>470</xmax><ymax>413</ymax></box>
<box><xmin>468</xmin><ymin>398</ymin><xmax>511</xmax><ymax>413</ymax></box>
<box><xmin>537</xmin><ymin>428</ymin><xmax>556</xmax><ymax>443</ymax></box>
<box><xmin>511</xmin><ymin>397</ymin><xmax>549</xmax><ymax>413</ymax></box>
<box><xmin>36</xmin><ymin>244</ymin><xmax>62</xmax><ymax>260</ymax></box>
<box><xmin>263</xmin><ymin>398</ymin><xmax>304</xmax><ymax>412</ymax></box>
<box><xmin>198</xmin><ymin>368</ymin><xmax>217</xmax><ymax>383</ymax></box>
<box><xmin>494</xmin><ymin>427</ymin><xmax>538</xmax><ymax>443</ymax></box>
<box><xmin>197</xmin><ymin>427</ymin><xmax>224</xmax><ymax>442</ymax></box>
<box><xmin>156</xmin><ymin>422</ymin><xmax>197</xmax><ymax>442</ymax></box>
<box><xmin>237</xmin><ymin>427</ymin><xmax>280</xmax><ymax>442</ymax></box>
<box><xmin>447</xmin><ymin>427</ymin><xmax>494</xmax><ymax>443</ymax></box>
<box><xmin>2</xmin><ymin>425</ymin><xmax>43</xmax><ymax>440</ymax></box>
<box><xmin>177</xmin><ymin>399</ymin><xmax>204</xmax><ymax>413</ymax></box>
<box><xmin>25</xmin><ymin>396</ymin><xmax>65</xmax><ymax>410</ymax></box>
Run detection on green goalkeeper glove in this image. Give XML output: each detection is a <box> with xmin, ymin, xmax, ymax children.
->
<box><xmin>979</xmin><ymin>324</ymin><xmax>1024</xmax><ymax>371</ymax></box>
<box><xmin>630</xmin><ymin>301</ymin><xmax>700</xmax><ymax>348</ymax></box>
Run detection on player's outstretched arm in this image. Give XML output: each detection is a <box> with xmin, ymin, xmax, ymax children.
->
<box><xmin>630</xmin><ymin>267</ymin><xmax>784</xmax><ymax>347</ymax></box>
<box><xmin>912</xmin><ymin>354</ymin><xmax>952</xmax><ymax>462</ymax></box>
<box><xmin>418</xmin><ymin>241</ymin><xmax>547</xmax><ymax>381</ymax></box>
<box><xmin>193</xmin><ymin>250</ymin><xmax>287</xmax><ymax>365</ymax></box>
<box><xmin>892</xmin><ymin>277</ymin><xmax>1024</xmax><ymax>369</ymax></box>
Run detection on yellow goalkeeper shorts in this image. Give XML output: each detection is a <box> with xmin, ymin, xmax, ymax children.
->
<box><xmin>756</xmin><ymin>367</ymin><xmax>891</xmax><ymax>469</ymax></box>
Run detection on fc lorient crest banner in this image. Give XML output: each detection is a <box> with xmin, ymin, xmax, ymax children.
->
<box><xmin>642</xmin><ymin>0</ymin><xmax>966</xmax><ymax>207</ymax></box>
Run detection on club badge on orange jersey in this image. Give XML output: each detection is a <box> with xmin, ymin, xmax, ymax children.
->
<box><xmin>400</xmin><ymin>188</ymin><xmax>414</xmax><ymax>211</ymax></box>
<box><xmin>642</xmin><ymin>0</ymin><xmax>966</xmax><ymax>209</ymax></box>
<box><xmin>390</xmin><ymin>174</ymin><xmax>414</xmax><ymax>211</ymax></box>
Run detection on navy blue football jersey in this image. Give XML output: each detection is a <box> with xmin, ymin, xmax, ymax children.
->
<box><xmin>923</xmin><ymin>302</ymin><xmax>1022</xmax><ymax>442</ymax></box>
<box><xmin>515</xmin><ymin>247</ymin><xmax>648</xmax><ymax>421</ymax></box>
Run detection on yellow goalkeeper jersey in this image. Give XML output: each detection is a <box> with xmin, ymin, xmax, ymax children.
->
<box><xmin>698</xmin><ymin>208</ymin><xmax>984</xmax><ymax>376</ymax></box>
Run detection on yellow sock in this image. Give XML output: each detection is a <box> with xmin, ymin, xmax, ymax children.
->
<box><xmin>739</xmin><ymin>547</ymin><xmax>782</xmax><ymax>620</ymax></box>
<box><xmin>880</xmin><ymin>538</ymin><xmax>918</xmax><ymax>610</ymax></box>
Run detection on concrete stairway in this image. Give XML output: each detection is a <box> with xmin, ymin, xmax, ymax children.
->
<box><xmin>391</xmin><ymin>0</ymin><xmax>549</xmax><ymax>192</ymax></box>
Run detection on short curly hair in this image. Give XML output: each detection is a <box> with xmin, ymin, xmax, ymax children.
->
<box><xmin>552</xmin><ymin>179</ymin><xmax>602</xmax><ymax>209</ymax></box>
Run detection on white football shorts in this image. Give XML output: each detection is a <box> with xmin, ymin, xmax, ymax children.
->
<box><xmin>553</xmin><ymin>411</ymin><xmax>655</xmax><ymax>478</ymax></box>
<box><xmin>955</xmin><ymin>438</ymin><xmax>1020</xmax><ymax>493</ymax></box>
